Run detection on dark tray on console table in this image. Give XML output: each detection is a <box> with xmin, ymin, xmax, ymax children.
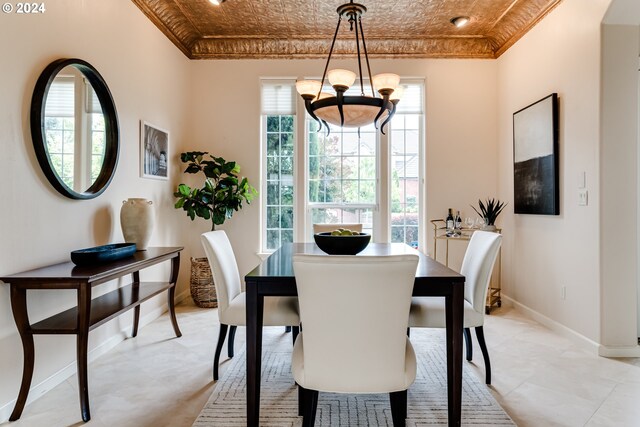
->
<box><xmin>70</xmin><ymin>243</ymin><xmax>137</xmax><ymax>266</ymax></box>
<box><xmin>0</xmin><ymin>246</ymin><xmax>184</xmax><ymax>423</ymax></box>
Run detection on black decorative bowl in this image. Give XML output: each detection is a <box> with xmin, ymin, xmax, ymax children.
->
<box><xmin>313</xmin><ymin>232</ymin><xmax>371</xmax><ymax>255</ymax></box>
<box><xmin>71</xmin><ymin>243</ymin><xmax>137</xmax><ymax>266</ymax></box>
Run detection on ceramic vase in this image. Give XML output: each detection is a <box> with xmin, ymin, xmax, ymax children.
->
<box><xmin>120</xmin><ymin>198</ymin><xmax>154</xmax><ymax>250</ymax></box>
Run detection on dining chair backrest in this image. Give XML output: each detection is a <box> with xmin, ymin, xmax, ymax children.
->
<box><xmin>312</xmin><ymin>223</ymin><xmax>363</xmax><ymax>234</ymax></box>
<box><xmin>461</xmin><ymin>231</ymin><xmax>502</xmax><ymax>315</ymax></box>
<box><xmin>292</xmin><ymin>254</ymin><xmax>419</xmax><ymax>393</ymax></box>
<box><xmin>201</xmin><ymin>231</ymin><xmax>242</xmax><ymax>317</ymax></box>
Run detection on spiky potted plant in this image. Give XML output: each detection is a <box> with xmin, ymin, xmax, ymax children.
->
<box><xmin>471</xmin><ymin>198</ymin><xmax>507</xmax><ymax>231</ymax></box>
<box><xmin>174</xmin><ymin>151</ymin><xmax>257</xmax><ymax>308</ymax></box>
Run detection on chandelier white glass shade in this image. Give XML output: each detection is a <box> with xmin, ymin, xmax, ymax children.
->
<box><xmin>295</xmin><ymin>1</ymin><xmax>401</xmax><ymax>134</ymax></box>
<box><xmin>327</xmin><ymin>69</ymin><xmax>357</xmax><ymax>88</ymax></box>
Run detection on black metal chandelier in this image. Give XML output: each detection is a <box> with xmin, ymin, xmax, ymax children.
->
<box><xmin>295</xmin><ymin>1</ymin><xmax>403</xmax><ymax>134</ymax></box>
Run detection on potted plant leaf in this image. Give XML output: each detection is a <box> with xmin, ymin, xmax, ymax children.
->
<box><xmin>471</xmin><ymin>198</ymin><xmax>507</xmax><ymax>231</ymax></box>
<box><xmin>174</xmin><ymin>151</ymin><xmax>257</xmax><ymax>308</ymax></box>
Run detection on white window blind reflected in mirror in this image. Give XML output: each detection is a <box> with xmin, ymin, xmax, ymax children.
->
<box><xmin>44</xmin><ymin>77</ymin><xmax>75</xmax><ymax>189</ymax></box>
<box><xmin>43</xmin><ymin>73</ymin><xmax>107</xmax><ymax>193</ymax></box>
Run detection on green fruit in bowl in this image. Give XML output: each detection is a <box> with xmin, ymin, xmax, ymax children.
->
<box><xmin>327</xmin><ymin>228</ymin><xmax>362</xmax><ymax>236</ymax></box>
<box><xmin>326</xmin><ymin>229</ymin><xmax>358</xmax><ymax>236</ymax></box>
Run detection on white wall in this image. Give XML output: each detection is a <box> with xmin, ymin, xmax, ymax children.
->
<box><xmin>496</xmin><ymin>0</ymin><xmax>611</xmax><ymax>344</ymax></box>
<box><xmin>0</xmin><ymin>0</ymin><xmax>191</xmax><ymax>419</ymax></box>
<box><xmin>186</xmin><ymin>59</ymin><xmax>499</xmax><ymax>275</ymax></box>
<box><xmin>600</xmin><ymin>23</ymin><xmax>640</xmax><ymax>353</ymax></box>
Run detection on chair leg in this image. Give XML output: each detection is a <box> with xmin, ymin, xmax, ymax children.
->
<box><xmin>285</xmin><ymin>326</ymin><xmax>292</xmax><ymax>333</ymax></box>
<box><xmin>227</xmin><ymin>325</ymin><xmax>237</xmax><ymax>358</ymax></box>
<box><xmin>213</xmin><ymin>324</ymin><xmax>228</xmax><ymax>381</ymax></box>
<box><xmin>301</xmin><ymin>387</ymin><xmax>319</xmax><ymax>427</ymax></box>
<box><xmin>475</xmin><ymin>326</ymin><xmax>491</xmax><ymax>385</ymax></box>
<box><xmin>297</xmin><ymin>383</ymin><xmax>304</xmax><ymax>416</ymax></box>
<box><xmin>292</xmin><ymin>326</ymin><xmax>300</xmax><ymax>345</ymax></box>
<box><xmin>389</xmin><ymin>390</ymin><xmax>407</xmax><ymax>427</ymax></box>
<box><xmin>406</xmin><ymin>327</ymin><xmax>410</xmax><ymax>337</ymax></box>
<box><xmin>463</xmin><ymin>327</ymin><xmax>473</xmax><ymax>361</ymax></box>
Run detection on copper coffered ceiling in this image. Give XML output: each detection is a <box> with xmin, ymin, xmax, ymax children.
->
<box><xmin>131</xmin><ymin>0</ymin><xmax>562</xmax><ymax>59</ymax></box>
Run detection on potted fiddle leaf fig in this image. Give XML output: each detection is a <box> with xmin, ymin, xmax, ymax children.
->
<box><xmin>471</xmin><ymin>198</ymin><xmax>507</xmax><ymax>231</ymax></box>
<box><xmin>174</xmin><ymin>151</ymin><xmax>257</xmax><ymax>231</ymax></box>
<box><xmin>174</xmin><ymin>151</ymin><xmax>257</xmax><ymax>308</ymax></box>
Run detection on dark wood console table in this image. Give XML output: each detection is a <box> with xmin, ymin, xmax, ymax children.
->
<box><xmin>0</xmin><ymin>246</ymin><xmax>183</xmax><ymax>422</ymax></box>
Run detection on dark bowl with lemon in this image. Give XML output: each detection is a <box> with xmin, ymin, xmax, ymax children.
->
<box><xmin>313</xmin><ymin>230</ymin><xmax>371</xmax><ymax>255</ymax></box>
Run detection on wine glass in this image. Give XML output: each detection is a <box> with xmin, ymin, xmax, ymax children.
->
<box><xmin>476</xmin><ymin>217</ymin><xmax>486</xmax><ymax>229</ymax></box>
<box><xmin>465</xmin><ymin>217</ymin><xmax>475</xmax><ymax>230</ymax></box>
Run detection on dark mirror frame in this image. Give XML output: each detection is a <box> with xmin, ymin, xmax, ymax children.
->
<box><xmin>31</xmin><ymin>58</ymin><xmax>119</xmax><ymax>199</ymax></box>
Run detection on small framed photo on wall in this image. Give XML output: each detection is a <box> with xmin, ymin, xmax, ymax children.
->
<box><xmin>513</xmin><ymin>93</ymin><xmax>559</xmax><ymax>215</ymax></box>
<box><xmin>140</xmin><ymin>121</ymin><xmax>169</xmax><ymax>180</ymax></box>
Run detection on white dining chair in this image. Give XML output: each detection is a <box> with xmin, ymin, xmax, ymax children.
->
<box><xmin>201</xmin><ymin>231</ymin><xmax>300</xmax><ymax>380</ymax></box>
<box><xmin>292</xmin><ymin>253</ymin><xmax>419</xmax><ymax>426</ymax></box>
<box><xmin>409</xmin><ymin>230</ymin><xmax>502</xmax><ymax>384</ymax></box>
<box><xmin>312</xmin><ymin>223</ymin><xmax>363</xmax><ymax>233</ymax></box>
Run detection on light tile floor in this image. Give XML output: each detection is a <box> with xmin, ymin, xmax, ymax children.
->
<box><xmin>2</xmin><ymin>302</ymin><xmax>639</xmax><ymax>426</ymax></box>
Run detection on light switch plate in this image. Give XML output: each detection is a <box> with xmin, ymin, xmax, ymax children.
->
<box><xmin>578</xmin><ymin>172</ymin><xmax>586</xmax><ymax>189</ymax></box>
<box><xmin>578</xmin><ymin>189</ymin><xmax>588</xmax><ymax>206</ymax></box>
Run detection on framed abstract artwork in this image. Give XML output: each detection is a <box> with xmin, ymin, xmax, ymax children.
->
<box><xmin>513</xmin><ymin>93</ymin><xmax>559</xmax><ymax>215</ymax></box>
<box><xmin>140</xmin><ymin>121</ymin><xmax>169</xmax><ymax>180</ymax></box>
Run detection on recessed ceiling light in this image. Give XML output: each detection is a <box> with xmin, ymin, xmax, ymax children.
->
<box><xmin>450</xmin><ymin>16</ymin><xmax>470</xmax><ymax>28</ymax></box>
<box><xmin>209</xmin><ymin>0</ymin><xmax>226</xmax><ymax>5</ymax></box>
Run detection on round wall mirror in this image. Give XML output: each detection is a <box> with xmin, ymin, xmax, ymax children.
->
<box><xmin>31</xmin><ymin>58</ymin><xmax>119</xmax><ymax>199</ymax></box>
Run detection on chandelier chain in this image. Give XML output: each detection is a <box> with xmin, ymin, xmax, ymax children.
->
<box><xmin>318</xmin><ymin>15</ymin><xmax>343</xmax><ymax>99</ymax></box>
<box><xmin>353</xmin><ymin>10</ymin><xmax>365</xmax><ymax>96</ymax></box>
<box><xmin>358</xmin><ymin>16</ymin><xmax>375</xmax><ymax>98</ymax></box>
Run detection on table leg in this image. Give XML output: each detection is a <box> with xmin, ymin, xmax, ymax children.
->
<box><xmin>9</xmin><ymin>285</ymin><xmax>34</xmax><ymax>421</ymax></box>
<box><xmin>246</xmin><ymin>283</ymin><xmax>264</xmax><ymax>427</ymax></box>
<box><xmin>77</xmin><ymin>285</ymin><xmax>92</xmax><ymax>422</ymax></box>
<box><xmin>445</xmin><ymin>283</ymin><xmax>464</xmax><ymax>426</ymax></box>
<box><xmin>168</xmin><ymin>253</ymin><xmax>182</xmax><ymax>337</ymax></box>
<box><xmin>132</xmin><ymin>271</ymin><xmax>141</xmax><ymax>337</ymax></box>
<box><xmin>445</xmin><ymin>239</ymin><xmax>450</xmax><ymax>267</ymax></box>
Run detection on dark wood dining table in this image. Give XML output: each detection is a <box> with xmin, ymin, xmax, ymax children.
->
<box><xmin>244</xmin><ymin>242</ymin><xmax>465</xmax><ymax>426</ymax></box>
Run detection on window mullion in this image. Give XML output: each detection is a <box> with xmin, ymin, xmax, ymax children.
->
<box><xmin>377</xmin><ymin>128</ymin><xmax>390</xmax><ymax>243</ymax></box>
<box><xmin>261</xmin><ymin>115</ymin><xmax>268</xmax><ymax>251</ymax></box>
<box><xmin>295</xmin><ymin>95</ymin><xmax>307</xmax><ymax>242</ymax></box>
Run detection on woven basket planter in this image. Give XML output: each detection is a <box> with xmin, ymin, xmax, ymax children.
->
<box><xmin>190</xmin><ymin>257</ymin><xmax>217</xmax><ymax>308</ymax></box>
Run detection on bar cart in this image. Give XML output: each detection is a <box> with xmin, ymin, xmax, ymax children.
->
<box><xmin>430</xmin><ymin>219</ymin><xmax>502</xmax><ymax>314</ymax></box>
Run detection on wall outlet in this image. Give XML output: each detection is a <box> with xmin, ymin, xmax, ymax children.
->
<box><xmin>578</xmin><ymin>189</ymin><xmax>588</xmax><ymax>206</ymax></box>
<box><xmin>561</xmin><ymin>286</ymin><xmax>567</xmax><ymax>300</ymax></box>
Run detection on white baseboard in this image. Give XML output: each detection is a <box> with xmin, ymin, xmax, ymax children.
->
<box><xmin>503</xmin><ymin>294</ymin><xmax>640</xmax><ymax>358</ymax></box>
<box><xmin>501</xmin><ymin>295</ymin><xmax>602</xmax><ymax>355</ymax></box>
<box><xmin>0</xmin><ymin>291</ymin><xmax>190</xmax><ymax>423</ymax></box>
<box><xmin>176</xmin><ymin>289</ymin><xmax>190</xmax><ymax>304</ymax></box>
<box><xmin>598</xmin><ymin>345</ymin><xmax>640</xmax><ymax>357</ymax></box>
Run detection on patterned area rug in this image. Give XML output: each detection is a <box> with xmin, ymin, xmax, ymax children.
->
<box><xmin>193</xmin><ymin>328</ymin><xmax>515</xmax><ymax>426</ymax></box>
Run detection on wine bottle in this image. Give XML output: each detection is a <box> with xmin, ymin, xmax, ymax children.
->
<box><xmin>455</xmin><ymin>210</ymin><xmax>462</xmax><ymax>230</ymax></box>
<box><xmin>446</xmin><ymin>208</ymin><xmax>454</xmax><ymax>232</ymax></box>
